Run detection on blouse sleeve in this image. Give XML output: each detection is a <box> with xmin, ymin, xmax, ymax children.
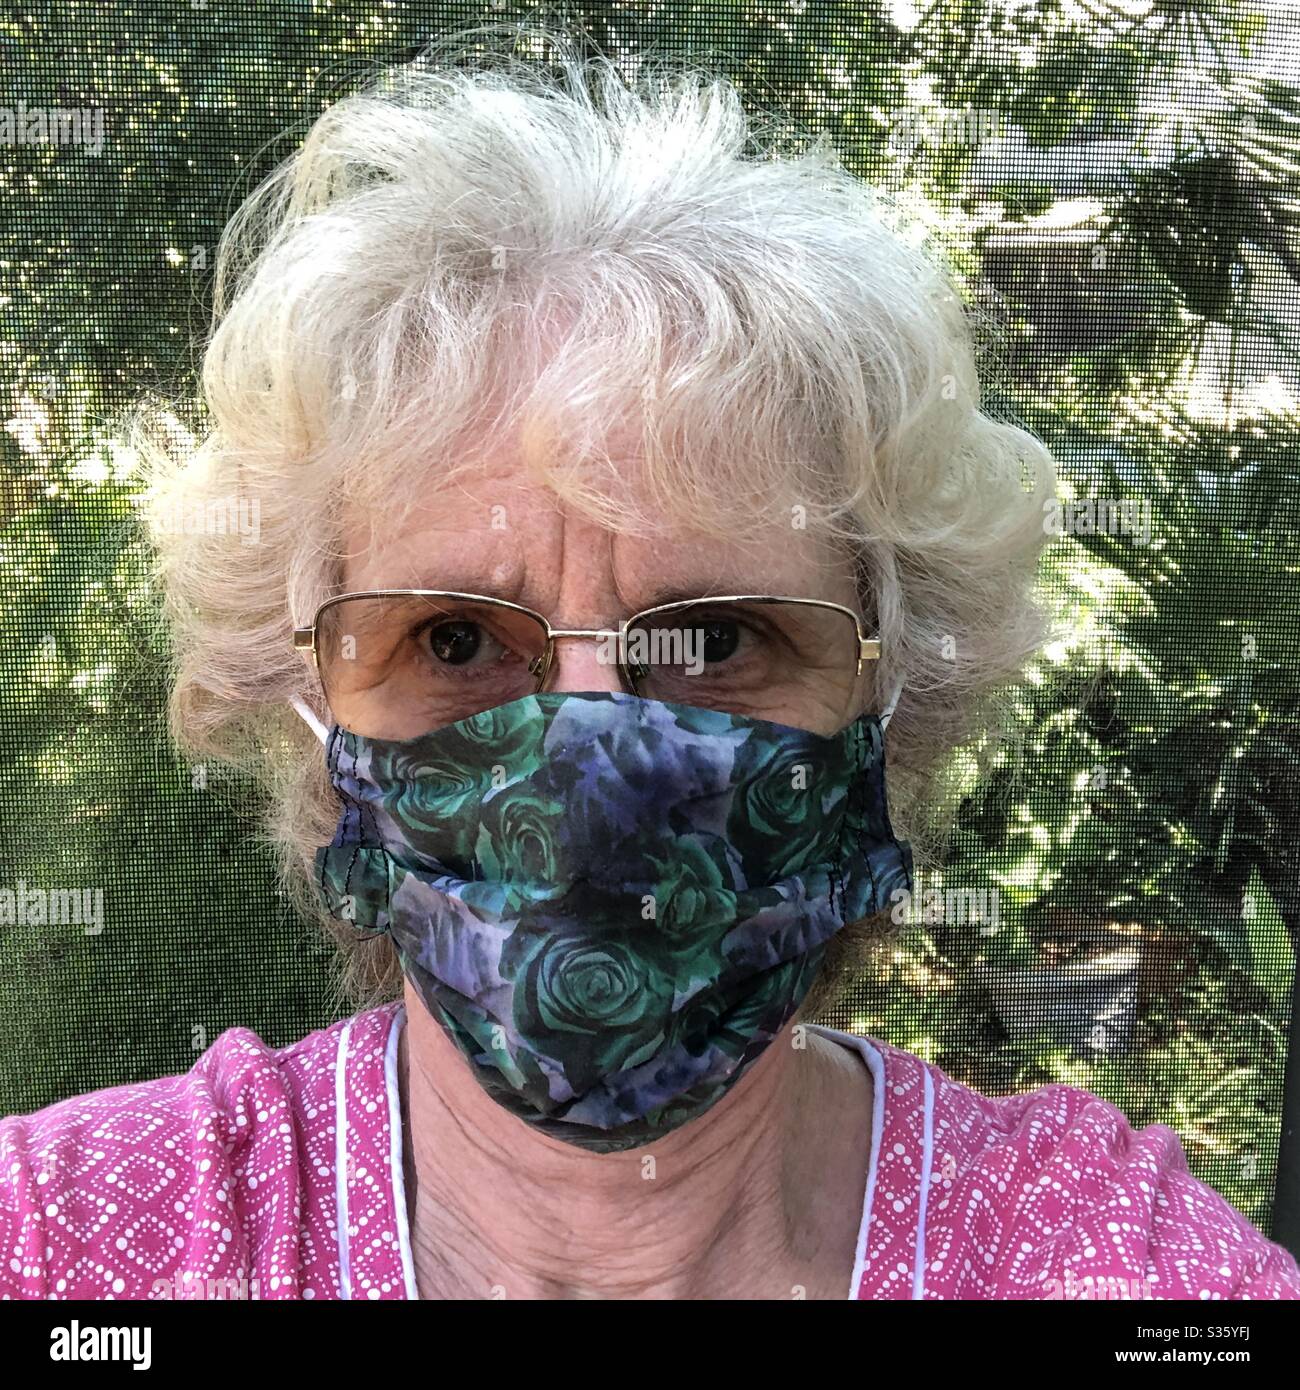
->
<box><xmin>0</xmin><ymin>1037</ymin><xmax>274</xmax><ymax>1300</ymax></box>
<box><xmin>975</xmin><ymin>1081</ymin><xmax>1300</xmax><ymax>1300</ymax></box>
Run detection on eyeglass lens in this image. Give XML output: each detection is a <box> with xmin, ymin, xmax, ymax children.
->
<box><xmin>315</xmin><ymin>594</ymin><xmax>863</xmax><ymax>737</ymax></box>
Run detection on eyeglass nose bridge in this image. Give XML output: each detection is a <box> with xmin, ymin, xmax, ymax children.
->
<box><xmin>528</xmin><ymin>624</ymin><xmax>637</xmax><ymax>691</ymax></box>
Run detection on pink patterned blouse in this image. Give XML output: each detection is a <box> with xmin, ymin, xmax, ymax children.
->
<box><xmin>3</xmin><ymin>1000</ymin><xmax>1298</xmax><ymax>1299</ymax></box>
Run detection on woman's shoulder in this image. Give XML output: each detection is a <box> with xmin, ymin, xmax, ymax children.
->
<box><xmin>858</xmin><ymin>1033</ymin><xmax>1300</xmax><ymax>1300</ymax></box>
<box><xmin>0</xmin><ymin>1000</ymin><xmax>403</xmax><ymax>1299</ymax></box>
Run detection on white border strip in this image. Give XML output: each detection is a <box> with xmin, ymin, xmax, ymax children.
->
<box><xmin>334</xmin><ymin>1016</ymin><xmax>354</xmax><ymax>1300</ymax></box>
<box><xmin>385</xmin><ymin>1004</ymin><xmax>419</xmax><ymax>1299</ymax></box>
<box><xmin>807</xmin><ymin>1023</ymin><xmax>935</xmax><ymax>1300</ymax></box>
<box><xmin>847</xmin><ymin>1038</ymin><xmax>886</xmax><ymax>1299</ymax></box>
<box><xmin>803</xmin><ymin>1024</ymin><xmax>885</xmax><ymax>1300</ymax></box>
<box><xmin>912</xmin><ymin>1067</ymin><xmax>935</xmax><ymax>1300</ymax></box>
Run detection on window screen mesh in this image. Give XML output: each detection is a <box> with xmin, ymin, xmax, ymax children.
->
<box><xmin>2</xmin><ymin>2</ymin><xmax>1297</xmax><ymax>1248</ymax></box>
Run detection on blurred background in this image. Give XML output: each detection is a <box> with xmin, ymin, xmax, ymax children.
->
<box><xmin>2</xmin><ymin>1</ymin><xmax>1297</xmax><ymax>1250</ymax></box>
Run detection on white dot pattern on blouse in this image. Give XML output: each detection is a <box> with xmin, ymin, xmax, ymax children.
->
<box><xmin>1</xmin><ymin>1003</ymin><xmax>1297</xmax><ymax>1300</ymax></box>
<box><xmin>0</xmin><ymin>1006</ymin><xmax>412</xmax><ymax>1300</ymax></box>
<box><xmin>837</xmin><ymin>1033</ymin><xmax>1300</xmax><ymax>1300</ymax></box>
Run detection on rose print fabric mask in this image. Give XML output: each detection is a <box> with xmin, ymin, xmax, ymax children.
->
<box><xmin>295</xmin><ymin>689</ymin><xmax>912</xmax><ymax>1154</ymax></box>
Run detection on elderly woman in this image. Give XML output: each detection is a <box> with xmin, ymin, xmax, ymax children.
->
<box><xmin>3</xmin><ymin>34</ymin><xmax>1298</xmax><ymax>1303</ymax></box>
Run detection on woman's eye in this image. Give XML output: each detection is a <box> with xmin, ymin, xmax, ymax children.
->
<box><xmin>424</xmin><ymin>620</ymin><xmax>483</xmax><ymax>665</ymax></box>
<box><xmin>697</xmin><ymin>620</ymin><xmax>741</xmax><ymax>663</ymax></box>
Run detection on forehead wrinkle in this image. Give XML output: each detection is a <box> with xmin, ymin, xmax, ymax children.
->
<box><xmin>607</xmin><ymin>526</ymin><xmax>855</xmax><ymax>612</ymax></box>
<box><xmin>343</xmin><ymin>510</ymin><xmax>529</xmax><ymax>597</ymax></box>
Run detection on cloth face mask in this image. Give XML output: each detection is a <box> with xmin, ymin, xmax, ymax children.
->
<box><xmin>296</xmin><ymin>688</ymin><xmax>912</xmax><ymax>1154</ymax></box>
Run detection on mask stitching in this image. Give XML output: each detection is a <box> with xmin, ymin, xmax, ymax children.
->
<box><xmin>345</xmin><ymin>726</ymin><xmax>395</xmax><ymax>932</ymax></box>
<box><xmin>831</xmin><ymin>729</ymin><xmax>851</xmax><ymax>924</ymax></box>
<box><xmin>880</xmin><ymin>718</ymin><xmax>914</xmax><ymax>898</ymax></box>
<box><xmin>858</xmin><ymin>717</ymin><xmax>882</xmax><ymax>915</ymax></box>
<box><xmin>340</xmin><ymin>731</ymin><xmax>363</xmax><ymax>914</ymax></box>
<box><xmin>353</xmin><ymin>745</ymin><xmax>394</xmax><ymax>928</ymax></box>
<box><xmin>316</xmin><ymin>725</ymin><xmax>342</xmax><ymax>912</ymax></box>
<box><xmin>321</xmin><ymin>728</ymin><xmax>394</xmax><ymax>934</ymax></box>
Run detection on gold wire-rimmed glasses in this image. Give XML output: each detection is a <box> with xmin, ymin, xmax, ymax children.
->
<box><xmin>294</xmin><ymin>590</ymin><xmax>881</xmax><ymax>738</ymax></box>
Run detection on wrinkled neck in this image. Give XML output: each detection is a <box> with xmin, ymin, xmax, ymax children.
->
<box><xmin>395</xmin><ymin>983</ymin><xmax>871</xmax><ymax>1299</ymax></box>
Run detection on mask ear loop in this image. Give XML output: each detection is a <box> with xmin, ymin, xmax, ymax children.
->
<box><xmin>290</xmin><ymin>694</ymin><xmax>330</xmax><ymax>746</ymax></box>
<box><xmin>879</xmin><ymin>675</ymin><xmax>904</xmax><ymax>732</ymax></box>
